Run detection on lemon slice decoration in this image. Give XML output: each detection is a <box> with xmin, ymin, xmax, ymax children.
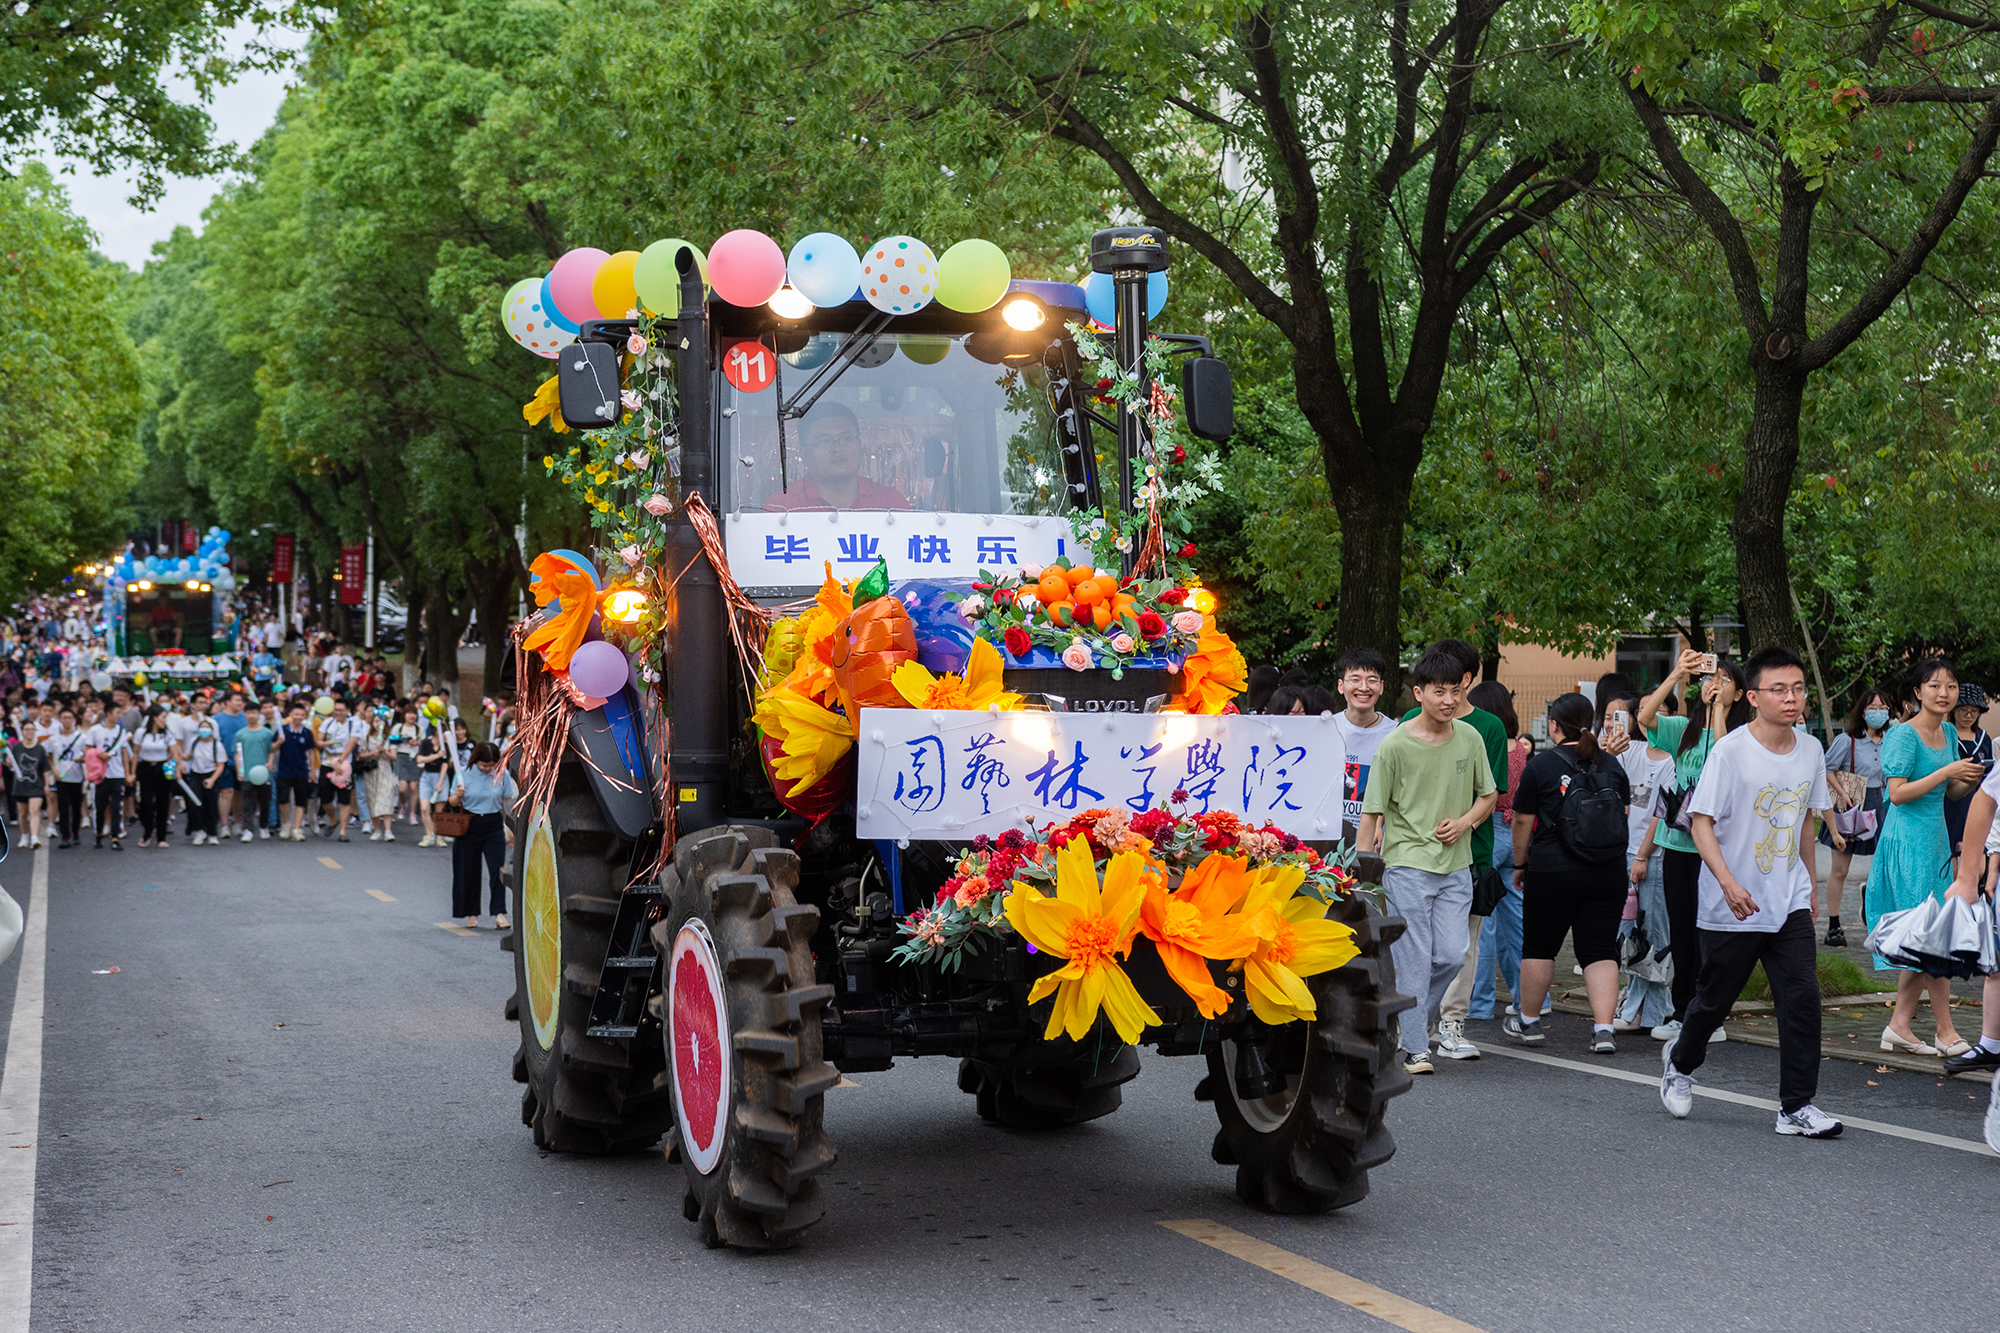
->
<box><xmin>523</xmin><ymin>808</ymin><xmax>561</xmax><ymax>1050</ymax></box>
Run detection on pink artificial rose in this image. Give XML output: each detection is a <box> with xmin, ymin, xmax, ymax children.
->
<box><xmin>620</xmin><ymin>389</ymin><xmax>641</xmax><ymax>411</ymax></box>
<box><xmin>1109</xmin><ymin>632</ymin><xmax>1136</xmax><ymax>654</ymax></box>
<box><xmin>642</xmin><ymin>493</ymin><xmax>672</xmax><ymax>516</ymax></box>
<box><xmin>1061</xmin><ymin>641</ymin><xmax>1093</xmax><ymax>672</ymax></box>
<box><xmin>1021</xmin><ymin>563</ymin><xmax>1044</xmax><ymax>581</ymax></box>
<box><xmin>1171</xmin><ymin>610</ymin><xmax>1204</xmax><ymax>635</ymax></box>
<box><xmin>626</xmin><ymin>333</ymin><xmax>647</xmax><ymax>355</ymax></box>
<box><xmin>619</xmin><ymin>544</ymin><xmax>643</xmax><ymax>567</ymax></box>
<box><xmin>627</xmin><ymin>450</ymin><xmax>650</xmax><ymax>470</ymax></box>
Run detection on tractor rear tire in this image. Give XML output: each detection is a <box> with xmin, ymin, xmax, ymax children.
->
<box><xmin>1198</xmin><ymin>892</ymin><xmax>1412</xmax><ymax>1212</ymax></box>
<box><xmin>509</xmin><ymin>764</ymin><xmax>673</xmax><ymax>1154</ymax></box>
<box><xmin>655</xmin><ymin>826</ymin><xmax>838</xmax><ymax>1250</ymax></box>
<box><xmin>957</xmin><ymin>1038</ymin><xmax>1142</xmax><ymax>1129</ymax></box>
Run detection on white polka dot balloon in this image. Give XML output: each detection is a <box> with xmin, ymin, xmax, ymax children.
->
<box><xmin>860</xmin><ymin>236</ymin><xmax>936</xmax><ymax>315</ymax></box>
<box><xmin>502</xmin><ymin>277</ymin><xmax>574</xmax><ymax>358</ymax></box>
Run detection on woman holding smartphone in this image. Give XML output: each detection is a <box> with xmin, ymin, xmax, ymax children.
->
<box><xmin>1635</xmin><ymin>648</ymin><xmax>1752</xmax><ymax>1045</ymax></box>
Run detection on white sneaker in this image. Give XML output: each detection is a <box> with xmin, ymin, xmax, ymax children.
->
<box><xmin>29</xmin><ymin>838</ymin><xmax>40</xmax><ymax>849</ymax></box>
<box><xmin>418</xmin><ymin>834</ymin><xmax>434</xmax><ymax>848</ymax></box>
<box><xmin>369</xmin><ymin>829</ymin><xmax>383</xmax><ymax>842</ymax></box>
<box><xmin>259</xmin><ymin>827</ymin><xmax>271</xmax><ymax>839</ymax></box>
<box><xmin>1613</xmin><ymin>1017</ymin><xmax>1642</xmax><ymax>1032</ymax></box>
<box><xmin>382</xmin><ymin>830</ymin><xmax>396</xmax><ymax>843</ymax></box>
<box><xmin>1711</xmin><ymin>1026</ymin><xmax>1728</xmax><ymax>1044</ymax></box>
<box><xmin>1776</xmin><ymin>1104</ymin><xmax>1843</xmax><ymax>1138</ymax></box>
<box><xmin>241</xmin><ymin>828</ymin><xmax>253</xmax><ymax>843</ymax></box>
<box><xmin>1660</xmin><ymin>1040</ymin><xmax>1695</xmax><ymax>1118</ymax></box>
<box><xmin>1985</xmin><ymin>1078</ymin><xmax>2000</xmax><ymax>1155</ymax></box>
<box><xmin>1433</xmin><ymin>1019</ymin><xmax>1480</xmax><ymax>1060</ymax></box>
<box><xmin>1651</xmin><ymin>1019</ymin><xmax>1682</xmax><ymax>1042</ymax></box>
<box><xmin>192</xmin><ymin>832</ymin><xmax>207</xmax><ymax>846</ymax></box>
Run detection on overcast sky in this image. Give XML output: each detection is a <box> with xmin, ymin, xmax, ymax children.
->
<box><xmin>28</xmin><ymin>26</ymin><xmax>300</xmax><ymax>270</ymax></box>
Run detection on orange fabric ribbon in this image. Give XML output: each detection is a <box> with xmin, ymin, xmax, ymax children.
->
<box><xmin>522</xmin><ymin>554</ymin><xmax>598</xmax><ymax>671</ymax></box>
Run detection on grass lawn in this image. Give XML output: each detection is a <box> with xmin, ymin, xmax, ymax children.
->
<box><xmin>1738</xmin><ymin>951</ymin><xmax>1900</xmax><ymax>1002</ymax></box>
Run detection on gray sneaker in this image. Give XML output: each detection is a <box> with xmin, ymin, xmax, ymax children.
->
<box><xmin>1433</xmin><ymin>1019</ymin><xmax>1480</xmax><ymax>1060</ymax></box>
<box><xmin>1775</xmin><ymin>1104</ymin><xmax>1843</xmax><ymax>1139</ymax></box>
<box><xmin>1503</xmin><ymin>1016</ymin><xmax>1546</xmax><ymax>1046</ymax></box>
<box><xmin>1985</xmin><ymin>1078</ymin><xmax>2000</xmax><ymax>1155</ymax></box>
<box><xmin>1660</xmin><ymin>1039</ymin><xmax>1695</xmax><ymax>1118</ymax></box>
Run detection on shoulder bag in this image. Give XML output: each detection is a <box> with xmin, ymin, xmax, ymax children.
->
<box><xmin>1825</xmin><ymin>736</ymin><xmax>1867</xmax><ymax>813</ymax></box>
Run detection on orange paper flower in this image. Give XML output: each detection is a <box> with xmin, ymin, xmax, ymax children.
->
<box><xmin>1168</xmin><ymin>620</ymin><xmax>1248</xmax><ymax>714</ymax></box>
<box><xmin>521</xmin><ymin>553</ymin><xmax>597</xmax><ymax>671</ymax></box>
<box><xmin>1139</xmin><ymin>854</ymin><xmax>1262</xmax><ymax>1017</ymax></box>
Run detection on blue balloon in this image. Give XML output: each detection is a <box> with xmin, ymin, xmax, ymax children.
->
<box><xmin>787</xmin><ymin>233</ymin><xmax>862</xmax><ymax>309</ymax></box>
<box><xmin>1081</xmin><ymin>270</ymin><xmax>1168</xmax><ymax>328</ymax></box>
<box><xmin>539</xmin><ymin>275</ymin><xmax>580</xmax><ymax>333</ymax></box>
<box><xmin>894</xmin><ymin>579</ymin><xmax>980</xmax><ymax>675</ymax></box>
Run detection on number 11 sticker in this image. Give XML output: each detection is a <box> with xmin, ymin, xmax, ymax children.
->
<box><xmin>722</xmin><ymin>339</ymin><xmax>774</xmax><ymax>392</ymax></box>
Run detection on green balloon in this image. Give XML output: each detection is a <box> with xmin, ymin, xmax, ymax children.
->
<box><xmin>900</xmin><ymin>334</ymin><xmax>951</xmax><ymax>365</ymax></box>
<box><xmin>633</xmin><ymin>238</ymin><xmax>709</xmax><ymax>317</ymax></box>
<box><xmin>935</xmin><ymin>238</ymin><xmax>1011</xmax><ymax>313</ymax></box>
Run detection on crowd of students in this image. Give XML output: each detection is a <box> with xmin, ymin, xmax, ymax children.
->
<box><xmin>1297</xmin><ymin>637</ymin><xmax>2000</xmax><ymax>1153</ymax></box>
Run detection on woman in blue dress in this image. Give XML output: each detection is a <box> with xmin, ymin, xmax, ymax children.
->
<box><xmin>1867</xmin><ymin>658</ymin><xmax>1985</xmax><ymax>1056</ymax></box>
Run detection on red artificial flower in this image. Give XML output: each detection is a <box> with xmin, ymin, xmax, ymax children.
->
<box><xmin>1003</xmin><ymin>625</ymin><xmax>1032</xmax><ymax>658</ymax></box>
<box><xmin>1178</xmin><ymin>542</ymin><xmax>1198</xmax><ymax>557</ymax></box>
<box><xmin>1131</xmin><ymin>809</ymin><xmax>1177</xmax><ymax>842</ymax></box>
<box><xmin>1171</xmin><ymin>444</ymin><xmax>1187</xmax><ymax>464</ymax></box>
<box><xmin>994</xmin><ymin>588</ymin><xmax>1016</xmax><ymax>607</ymax></box>
<box><xmin>1157</xmin><ymin>588</ymin><xmax>1188</xmax><ymax>606</ymax></box>
<box><xmin>1137</xmin><ymin>610</ymin><xmax>1167</xmax><ymax>639</ymax></box>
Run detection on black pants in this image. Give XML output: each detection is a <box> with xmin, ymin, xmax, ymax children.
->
<box><xmin>189</xmin><ymin>776</ymin><xmax>220</xmax><ymax>838</ymax></box>
<box><xmin>136</xmin><ymin>762</ymin><xmax>171</xmax><ymax>843</ymax></box>
<box><xmin>1671</xmin><ymin>909</ymin><xmax>1822</xmax><ymax>1112</ymax></box>
<box><xmin>451</xmin><ymin>812</ymin><xmax>506</xmax><ymax>917</ymax></box>
<box><xmin>56</xmin><ymin>781</ymin><xmax>84</xmax><ymax>841</ymax></box>
<box><xmin>94</xmin><ymin>778</ymin><xmax>124</xmax><ymax>840</ymax></box>
<box><xmin>1662</xmin><ymin>848</ymin><xmax>1705</xmax><ymax>1020</ymax></box>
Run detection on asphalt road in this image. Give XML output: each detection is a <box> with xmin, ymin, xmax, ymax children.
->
<box><xmin>2</xmin><ymin>828</ymin><xmax>1996</xmax><ymax>1332</ymax></box>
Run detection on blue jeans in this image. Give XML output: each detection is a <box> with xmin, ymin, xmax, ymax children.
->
<box><xmin>1469</xmin><ymin>815</ymin><xmax>1526</xmax><ymax>1019</ymax></box>
<box><xmin>1618</xmin><ymin>853</ymin><xmax>1674</xmax><ymax>1027</ymax></box>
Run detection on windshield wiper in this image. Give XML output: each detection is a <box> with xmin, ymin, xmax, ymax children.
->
<box><xmin>777</xmin><ymin>311</ymin><xmax>894</xmax><ymax>421</ymax></box>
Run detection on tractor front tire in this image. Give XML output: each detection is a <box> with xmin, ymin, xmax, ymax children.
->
<box><xmin>510</xmin><ymin>765</ymin><xmax>673</xmax><ymax>1153</ymax></box>
<box><xmin>1198</xmin><ymin>893</ymin><xmax>1412</xmax><ymax>1212</ymax></box>
<box><xmin>957</xmin><ymin>1038</ymin><xmax>1142</xmax><ymax>1129</ymax></box>
<box><xmin>655</xmin><ymin>826</ymin><xmax>838</xmax><ymax>1250</ymax></box>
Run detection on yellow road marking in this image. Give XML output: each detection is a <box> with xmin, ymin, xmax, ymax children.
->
<box><xmin>434</xmin><ymin>922</ymin><xmax>479</xmax><ymax>938</ymax></box>
<box><xmin>1161</xmin><ymin>1220</ymin><xmax>1487</xmax><ymax>1333</ymax></box>
<box><xmin>364</xmin><ymin>889</ymin><xmax>396</xmax><ymax>902</ymax></box>
<box><xmin>316</xmin><ymin>856</ymin><xmax>341</xmax><ymax>870</ymax></box>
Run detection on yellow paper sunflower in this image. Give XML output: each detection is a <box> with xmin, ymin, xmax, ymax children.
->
<box><xmin>1004</xmin><ymin>837</ymin><xmax>1161</xmax><ymax>1044</ymax></box>
<box><xmin>751</xmin><ymin>683</ymin><xmax>855</xmax><ymax>798</ymax></box>
<box><xmin>889</xmin><ymin>637</ymin><xmax>1024</xmax><ymax>711</ymax></box>
<box><xmin>1228</xmin><ymin>863</ymin><xmax>1360</xmax><ymax>1024</ymax></box>
<box><xmin>522</xmin><ymin>375</ymin><xmax>569</xmax><ymax>434</ymax></box>
<box><xmin>1139</xmin><ymin>853</ymin><xmax>1262</xmax><ymax>1018</ymax></box>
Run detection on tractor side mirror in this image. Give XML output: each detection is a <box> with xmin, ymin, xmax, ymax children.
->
<box><xmin>558</xmin><ymin>339</ymin><xmax>624</xmax><ymax>430</ymax></box>
<box><xmin>1181</xmin><ymin>356</ymin><xmax>1233</xmax><ymax>441</ymax></box>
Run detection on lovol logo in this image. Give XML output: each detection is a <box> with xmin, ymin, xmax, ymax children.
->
<box><xmin>1074</xmin><ymin>698</ymin><xmax>1142</xmax><ymax>713</ymax></box>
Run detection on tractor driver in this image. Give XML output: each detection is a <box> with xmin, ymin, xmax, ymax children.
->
<box><xmin>763</xmin><ymin>403</ymin><xmax>910</xmax><ymax>513</ymax></box>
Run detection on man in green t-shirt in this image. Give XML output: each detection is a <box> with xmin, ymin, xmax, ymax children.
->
<box><xmin>1360</xmin><ymin>644</ymin><xmax>1498</xmax><ymax>1075</ymax></box>
<box><xmin>1399</xmin><ymin>639</ymin><xmax>1508</xmax><ymax>868</ymax></box>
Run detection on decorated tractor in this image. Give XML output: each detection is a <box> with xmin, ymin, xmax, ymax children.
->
<box><xmin>499</xmin><ymin>225</ymin><xmax>1413</xmax><ymax>1250</ymax></box>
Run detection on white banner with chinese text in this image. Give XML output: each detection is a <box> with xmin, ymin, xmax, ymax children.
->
<box><xmin>724</xmin><ymin>510</ymin><xmax>1074</xmax><ymax>588</ymax></box>
<box><xmin>853</xmin><ymin>708</ymin><xmax>1346</xmax><ymax>841</ymax></box>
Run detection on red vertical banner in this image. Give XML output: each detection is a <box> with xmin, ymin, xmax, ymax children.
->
<box><xmin>339</xmin><ymin>543</ymin><xmax>366</xmax><ymax>605</ymax></box>
<box><xmin>271</xmin><ymin>534</ymin><xmax>295</xmax><ymax>584</ymax></box>
<box><xmin>183</xmin><ymin>524</ymin><xmax>199</xmax><ymax>554</ymax></box>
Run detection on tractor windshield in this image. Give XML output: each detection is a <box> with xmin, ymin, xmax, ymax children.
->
<box><xmin>720</xmin><ymin>330</ymin><xmax>1079</xmax><ymax>590</ymax></box>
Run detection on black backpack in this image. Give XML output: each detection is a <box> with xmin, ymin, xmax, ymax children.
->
<box><xmin>1548</xmin><ymin>748</ymin><xmax>1628</xmax><ymax>864</ymax></box>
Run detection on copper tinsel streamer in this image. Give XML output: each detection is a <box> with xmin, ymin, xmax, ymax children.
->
<box><xmin>508</xmin><ymin>628</ymin><xmax>575</xmax><ymax>824</ymax></box>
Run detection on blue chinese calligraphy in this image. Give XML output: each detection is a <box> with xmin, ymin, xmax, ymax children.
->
<box><xmin>892</xmin><ymin>736</ymin><xmax>947</xmax><ymax>814</ymax></box>
<box><xmin>906</xmin><ymin>534</ymin><xmax>951</xmax><ymax>564</ymax></box>
<box><xmin>1120</xmin><ymin>741</ymin><xmax>1164</xmax><ymax>814</ymax></box>
<box><xmin>961</xmin><ymin>732</ymin><xmax>1011</xmax><ymax>815</ymax></box>
<box><xmin>976</xmin><ymin>536</ymin><xmax>1020</xmax><ymax>566</ymax></box>
<box><xmin>1241</xmin><ymin>743</ymin><xmax>1308</xmax><ymax>814</ymax></box>
<box><xmin>836</xmin><ymin>533</ymin><xmax>880</xmax><ymax>564</ymax></box>
<box><xmin>1028</xmin><ymin>742</ymin><xmax>1104</xmax><ymax>811</ymax></box>
<box><xmin>1183</xmin><ymin>739</ymin><xmax>1226</xmax><ymax>812</ymax></box>
<box><xmin>765</xmin><ymin>534</ymin><xmax>811</xmax><ymax>564</ymax></box>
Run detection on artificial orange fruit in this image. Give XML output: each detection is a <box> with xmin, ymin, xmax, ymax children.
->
<box><xmin>1036</xmin><ymin>572</ymin><xmax>1071</xmax><ymax>604</ymax></box>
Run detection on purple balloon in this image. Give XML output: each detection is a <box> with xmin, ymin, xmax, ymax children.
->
<box><xmin>567</xmin><ymin>639</ymin><xmax>630</xmax><ymax>699</ymax></box>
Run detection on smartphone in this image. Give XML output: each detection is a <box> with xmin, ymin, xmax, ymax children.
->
<box><xmin>1698</xmin><ymin>653</ymin><xmax>1718</xmax><ymax>676</ymax></box>
<box><xmin>1612</xmin><ymin>709</ymin><xmax>1630</xmax><ymax>729</ymax></box>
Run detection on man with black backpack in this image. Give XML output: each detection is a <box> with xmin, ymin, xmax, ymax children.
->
<box><xmin>1506</xmin><ymin>692</ymin><xmax>1632</xmax><ymax>1052</ymax></box>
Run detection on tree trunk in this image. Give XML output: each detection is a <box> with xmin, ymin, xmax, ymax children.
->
<box><xmin>476</xmin><ymin>565</ymin><xmax>515</xmax><ymax>703</ymax></box>
<box><xmin>1328</xmin><ymin>465</ymin><xmax>1415</xmax><ymax>667</ymax></box>
<box><xmin>1734</xmin><ymin>361</ymin><xmax>1808</xmax><ymax>654</ymax></box>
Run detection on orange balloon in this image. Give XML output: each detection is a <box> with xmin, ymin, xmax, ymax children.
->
<box><xmin>829</xmin><ymin>596</ymin><xmax>917</xmax><ymax>712</ymax></box>
<box><xmin>1064</xmin><ymin>565</ymin><xmax>1096</xmax><ymax>591</ymax></box>
<box><xmin>1036</xmin><ymin>572</ymin><xmax>1071</xmax><ymax>604</ymax></box>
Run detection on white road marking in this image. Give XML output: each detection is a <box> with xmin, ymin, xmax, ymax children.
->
<box><xmin>1481</xmin><ymin>1043</ymin><xmax>1998</xmax><ymax>1156</ymax></box>
<box><xmin>0</xmin><ymin>845</ymin><xmax>50</xmax><ymax>1333</ymax></box>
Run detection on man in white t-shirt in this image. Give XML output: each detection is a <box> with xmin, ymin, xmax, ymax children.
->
<box><xmin>1330</xmin><ymin>647</ymin><xmax>1398</xmax><ymax>845</ymax></box>
<box><xmin>81</xmin><ymin>712</ymin><xmax>133</xmax><ymax>847</ymax></box>
<box><xmin>1943</xmin><ymin>768</ymin><xmax>2000</xmax><ymax>1151</ymax></box>
<box><xmin>1662</xmin><ymin>646</ymin><xmax>1843</xmax><ymax>1138</ymax></box>
<box><xmin>323</xmin><ymin>645</ymin><xmax>354</xmax><ymax>689</ymax></box>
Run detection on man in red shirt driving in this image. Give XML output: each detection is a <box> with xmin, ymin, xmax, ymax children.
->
<box><xmin>763</xmin><ymin>403</ymin><xmax>911</xmax><ymax>512</ymax></box>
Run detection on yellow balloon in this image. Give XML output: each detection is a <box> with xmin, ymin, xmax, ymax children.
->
<box><xmin>591</xmin><ymin>251</ymin><xmax>642</xmax><ymax>320</ymax></box>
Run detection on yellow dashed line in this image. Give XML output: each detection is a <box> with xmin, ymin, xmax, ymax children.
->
<box><xmin>1161</xmin><ymin>1220</ymin><xmax>1488</xmax><ymax>1332</ymax></box>
<box><xmin>364</xmin><ymin>889</ymin><xmax>396</xmax><ymax>902</ymax></box>
<box><xmin>316</xmin><ymin>856</ymin><xmax>341</xmax><ymax>870</ymax></box>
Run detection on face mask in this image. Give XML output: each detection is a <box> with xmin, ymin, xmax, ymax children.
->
<box><xmin>505</xmin><ymin>725</ymin><xmax>516</xmax><ymax>736</ymax></box>
<box><xmin>197</xmin><ymin>727</ymin><xmax>212</xmax><ymax>739</ymax></box>
<box><xmin>1864</xmin><ymin>709</ymin><xmax>1889</xmax><ymax>729</ymax></box>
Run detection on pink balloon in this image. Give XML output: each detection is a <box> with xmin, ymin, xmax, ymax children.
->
<box><xmin>566</xmin><ymin>639</ymin><xmax>630</xmax><ymax>699</ymax></box>
<box><xmin>549</xmin><ymin>247</ymin><xmax>610</xmax><ymax>324</ymax></box>
<box><xmin>708</xmin><ymin>229</ymin><xmax>786</xmax><ymax>307</ymax></box>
